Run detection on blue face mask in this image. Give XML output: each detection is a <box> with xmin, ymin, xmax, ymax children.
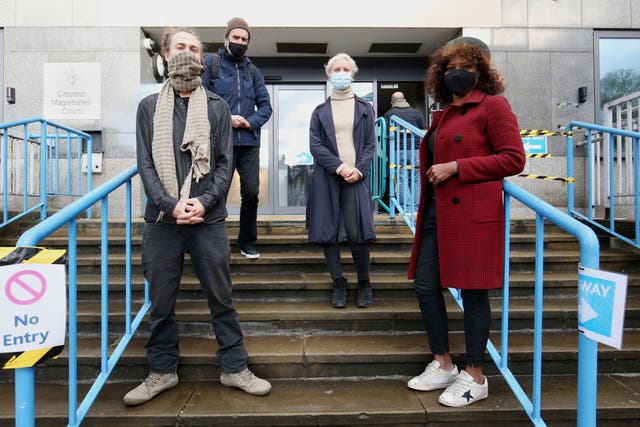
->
<box><xmin>330</xmin><ymin>71</ymin><xmax>352</xmax><ymax>90</ymax></box>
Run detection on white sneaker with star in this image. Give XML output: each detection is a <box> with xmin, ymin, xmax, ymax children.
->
<box><xmin>438</xmin><ymin>369</ymin><xmax>488</xmax><ymax>407</ymax></box>
<box><xmin>407</xmin><ymin>360</ymin><xmax>459</xmax><ymax>391</ymax></box>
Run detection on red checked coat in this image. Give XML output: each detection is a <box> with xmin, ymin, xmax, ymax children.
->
<box><xmin>407</xmin><ymin>90</ymin><xmax>526</xmax><ymax>289</ymax></box>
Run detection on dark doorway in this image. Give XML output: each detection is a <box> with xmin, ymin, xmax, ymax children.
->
<box><xmin>377</xmin><ymin>81</ymin><xmax>426</xmax><ymax>122</ymax></box>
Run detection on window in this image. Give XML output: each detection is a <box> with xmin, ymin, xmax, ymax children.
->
<box><xmin>595</xmin><ymin>32</ymin><xmax>640</xmax><ymax>127</ymax></box>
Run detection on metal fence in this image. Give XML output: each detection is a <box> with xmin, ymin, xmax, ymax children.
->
<box><xmin>1</xmin><ymin>118</ymin><xmax>93</xmax><ymax>228</ymax></box>
<box><xmin>13</xmin><ymin>165</ymin><xmax>144</xmax><ymax>427</ymax></box>
<box><xmin>567</xmin><ymin>121</ymin><xmax>640</xmax><ymax>249</ymax></box>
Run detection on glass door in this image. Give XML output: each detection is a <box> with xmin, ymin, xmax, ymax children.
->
<box><xmin>270</xmin><ymin>84</ymin><xmax>327</xmax><ymax>214</ymax></box>
<box><xmin>226</xmin><ymin>84</ymin><xmax>327</xmax><ymax>215</ymax></box>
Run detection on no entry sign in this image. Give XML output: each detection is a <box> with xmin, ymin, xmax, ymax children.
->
<box><xmin>0</xmin><ymin>263</ymin><xmax>66</xmax><ymax>353</ymax></box>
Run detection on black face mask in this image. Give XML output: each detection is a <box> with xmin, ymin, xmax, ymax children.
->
<box><xmin>227</xmin><ymin>42</ymin><xmax>248</xmax><ymax>59</ymax></box>
<box><xmin>444</xmin><ymin>69</ymin><xmax>477</xmax><ymax>96</ymax></box>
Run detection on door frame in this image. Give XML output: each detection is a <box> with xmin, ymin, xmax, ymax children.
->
<box><xmin>264</xmin><ymin>83</ymin><xmax>327</xmax><ymax>214</ymax></box>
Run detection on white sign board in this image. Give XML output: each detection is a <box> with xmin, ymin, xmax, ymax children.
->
<box><xmin>578</xmin><ymin>265</ymin><xmax>628</xmax><ymax>349</ymax></box>
<box><xmin>0</xmin><ymin>264</ymin><xmax>66</xmax><ymax>353</ymax></box>
<box><xmin>43</xmin><ymin>62</ymin><xmax>101</xmax><ymax>120</ymax></box>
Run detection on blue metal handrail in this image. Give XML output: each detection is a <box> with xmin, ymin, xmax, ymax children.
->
<box><xmin>13</xmin><ymin>165</ymin><xmax>145</xmax><ymax>427</ymax></box>
<box><xmin>567</xmin><ymin>121</ymin><xmax>640</xmax><ymax>249</ymax></box>
<box><xmin>371</xmin><ymin>117</ymin><xmax>391</xmax><ymax>213</ymax></box>
<box><xmin>499</xmin><ymin>181</ymin><xmax>599</xmax><ymax>426</ymax></box>
<box><xmin>1</xmin><ymin>117</ymin><xmax>93</xmax><ymax>228</ymax></box>
<box><xmin>388</xmin><ymin>115</ymin><xmax>425</xmax><ymax>233</ymax></box>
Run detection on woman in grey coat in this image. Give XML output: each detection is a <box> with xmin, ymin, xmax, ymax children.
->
<box><xmin>306</xmin><ymin>53</ymin><xmax>377</xmax><ymax>308</ymax></box>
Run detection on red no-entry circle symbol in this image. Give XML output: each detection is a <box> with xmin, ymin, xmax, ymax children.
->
<box><xmin>5</xmin><ymin>269</ymin><xmax>47</xmax><ymax>305</ymax></box>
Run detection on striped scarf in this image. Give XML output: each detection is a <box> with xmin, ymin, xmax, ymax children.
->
<box><xmin>152</xmin><ymin>51</ymin><xmax>210</xmax><ymax>201</ymax></box>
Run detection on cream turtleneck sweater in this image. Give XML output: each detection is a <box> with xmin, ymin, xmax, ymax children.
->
<box><xmin>330</xmin><ymin>87</ymin><xmax>358</xmax><ymax>176</ymax></box>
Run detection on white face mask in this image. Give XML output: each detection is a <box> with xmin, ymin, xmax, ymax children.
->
<box><xmin>330</xmin><ymin>71</ymin><xmax>352</xmax><ymax>90</ymax></box>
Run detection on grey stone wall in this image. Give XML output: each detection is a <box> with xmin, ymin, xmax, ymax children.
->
<box><xmin>2</xmin><ymin>1</ymin><xmax>639</xmax><ymax>218</ymax></box>
<box><xmin>2</xmin><ymin>27</ymin><xmax>145</xmax><ymax>216</ymax></box>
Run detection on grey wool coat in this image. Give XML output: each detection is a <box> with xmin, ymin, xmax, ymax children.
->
<box><xmin>306</xmin><ymin>95</ymin><xmax>377</xmax><ymax>244</ymax></box>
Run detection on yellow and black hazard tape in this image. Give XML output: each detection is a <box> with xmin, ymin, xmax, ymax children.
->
<box><xmin>520</xmin><ymin>129</ymin><xmax>573</xmax><ymax>137</ymax></box>
<box><xmin>517</xmin><ymin>173</ymin><xmax>574</xmax><ymax>184</ymax></box>
<box><xmin>526</xmin><ymin>153</ymin><xmax>552</xmax><ymax>158</ymax></box>
<box><xmin>0</xmin><ymin>246</ymin><xmax>66</xmax><ymax>369</ymax></box>
<box><xmin>389</xmin><ymin>163</ymin><xmax>419</xmax><ymax>170</ymax></box>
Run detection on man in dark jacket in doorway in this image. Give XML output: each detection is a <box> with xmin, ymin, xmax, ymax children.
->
<box><xmin>383</xmin><ymin>91</ymin><xmax>426</xmax><ymax>131</ymax></box>
<box><xmin>202</xmin><ymin>17</ymin><xmax>272</xmax><ymax>259</ymax></box>
<box><xmin>383</xmin><ymin>92</ymin><xmax>426</xmax><ymax>213</ymax></box>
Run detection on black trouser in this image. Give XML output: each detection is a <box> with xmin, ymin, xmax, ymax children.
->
<box><xmin>141</xmin><ymin>222</ymin><xmax>248</xmax><ymax>374</ymax></box>
<box><xmin>413</xmin><ymin>200</ymin><xmax>491</xmax><ymax>367</ymax></box>
<box><xmin>322</xmin><ymin>180</ymin><xmax>371</xmax><ymax>281</ymax></box>
<box><xmin>232</xmin><ymin>146</ymin><xmax>260</xmax><ymax>248</ymax></box>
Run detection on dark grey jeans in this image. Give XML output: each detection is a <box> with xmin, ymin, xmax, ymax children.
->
<box><xmin>231</xmin><ymin>146</ymin><xmax>260</xmax><ymax>249</ymax></box>
<box><xmin>141</xmin><ymin>221</ymin><xmax>248</xmax><ymax>374</ymax></box>
<box><xmin>413</xmin><ymin>200</ymin><xmax>491</xmax><ymax>367</ymax></box>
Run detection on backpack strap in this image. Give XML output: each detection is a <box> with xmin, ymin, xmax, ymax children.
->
<box><xmin>206</xmin><ymin>53</ymin><xmax>257</xmax><ymax>86</ymax></box>
<box><xmin>247</xmin><ymin>62</ymin><xmax>256</xmax><ymax>82</ymax></box>
<box><xmin>205</xmin><ymin>53</ymin><xmax>222</xmax><ymax>87</ymax></box>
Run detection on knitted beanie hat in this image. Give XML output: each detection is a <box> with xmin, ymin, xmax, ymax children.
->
<box><xmin>225</xmin><ymin>17</ymin><xmax>250</xmax><ymax>40</ymax></box>
<box><xmin>446</xmin><ymin>36</ymin><xmax>491</xmax><ymax>59</ymax></box>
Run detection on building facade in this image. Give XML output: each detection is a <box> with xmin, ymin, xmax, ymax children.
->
<box><xmin>1</xmin><ymin>0</ymin><xmax>639</xmax><ymax>216</ymax></box>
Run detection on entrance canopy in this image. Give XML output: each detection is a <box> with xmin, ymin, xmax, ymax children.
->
<box><xmin>142</xmin><ymin>26</ymin><xmax>459</xmax><ymax>57</ymax></box>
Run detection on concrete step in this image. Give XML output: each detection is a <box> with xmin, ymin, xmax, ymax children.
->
<box><xmin>71</xmin><ymin>270</ymin><xmax>640</xmax><ymax>300</ymax></box>
<box><xmin>66</xmin><ymin>247</ymin><xmax>640</xmax><ymax>277</ymax></box>
<box><xmin>71</xmin><ymin>295</ymin><xmax>640</xmax><ymax>335</ymax></box>
<box><xmin>11</xmin><ymin>231</ymin><xmax>582</xmax><ymax>253</ymax></box>
<box><xmin>5</xmin><ymin>328</ymin><xmax>639</xmax><ymax>385</ymax></box>
<box><xmin>1</xmin><ymin>375</ymin><xmax>638</xmax><ymax>426</ymax></box>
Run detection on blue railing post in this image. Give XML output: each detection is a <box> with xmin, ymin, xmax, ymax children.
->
<box><xmin>576</xmin><ymin>230</ymin><xmax>601</xmax><ymax>427</ymax></box>
<box><xmin>566</xmin><ymin>126</ymin><xmax>576</xmax><ymax>214</ymax></box>
<box><xmin>3</xmin><ymin>130</ymin><xmax>9</xmax><ymax>224</ymax></box>
<box><xmin>15</xmin><ymin>368</ymin><xmax>35</xmax><ymax>427</ymax></box>
<box><xmin>388</xmin><ymin>123</ymin><xmax>397</xmax><ymax>217</ymax></box>
<box><xmin>40</xmin><ymin>121</ymin><xmax>47</xmax><ymax>220</ymax></box>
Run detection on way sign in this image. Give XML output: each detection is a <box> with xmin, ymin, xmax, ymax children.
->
<box><xmin>522</xmin><ymin>135</ymin><xmax>548</xmax><ymax>154</ymax></box>
<box><xmin>0</xmin><ymin>264</ymin><xmax>66</xmax><ymax>353</ymax></box>
<box><xmin>578</xmin><ymin>265</ymin><xmax>628</xmax><ymax>349</ymax></box>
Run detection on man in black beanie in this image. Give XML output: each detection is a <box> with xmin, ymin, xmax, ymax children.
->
<box><xmin>203</xmin><ymin>17</ymin><xmax>272</xmax><ymax>259</ymax></box>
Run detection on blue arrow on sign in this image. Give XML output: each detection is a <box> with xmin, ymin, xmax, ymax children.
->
<box><xmin>578</xmin><ymin>274</ymin><xmax>615</xmax><ymax>337</ymax></box>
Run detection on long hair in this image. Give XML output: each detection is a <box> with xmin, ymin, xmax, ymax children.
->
<box><xmin>426</xmin><ymin>43</ymin><xmax>504</xmax><ymax>105</ymax></box>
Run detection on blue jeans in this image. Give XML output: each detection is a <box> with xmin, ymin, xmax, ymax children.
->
<box><xmin>142</xmin><ymin>222</ymin><xmax>248</xmax><ymax>374</ymax></box>
<box><xmin>396</xmin><ymin>148</ymin><xmax>420</xmax><ymax>212</ymax></box>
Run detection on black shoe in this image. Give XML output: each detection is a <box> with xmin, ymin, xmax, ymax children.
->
<box><xmin>331</xmin><ymin>277</ymin><xmax>347</xmax><ymax>308</ymax></box>
<box><xmin>357</xmin><ymin>279</ymin><xmax>373</xmax><ymax>308</ymax></box>
<box><xmin>240</xmin><ymin>245</ymin><xmax>260</xmax><ymax>259</ymax></box>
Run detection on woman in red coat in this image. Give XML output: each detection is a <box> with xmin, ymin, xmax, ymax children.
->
<box><xmin>406</xmin><ymin>37</ymin><xmax>525</xmax><ymax>407</ymax></box>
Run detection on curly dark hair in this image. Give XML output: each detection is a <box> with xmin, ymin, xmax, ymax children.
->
<box><xmin>426</xmin><ymin>42</ymin><xmax>504</xmax><ymax>105</ymax></box>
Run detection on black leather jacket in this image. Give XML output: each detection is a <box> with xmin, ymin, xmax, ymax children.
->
<box><xmin>136</xmin><ymin>88</ymin><xmax>232</xmax><ymax>224</ymax></box>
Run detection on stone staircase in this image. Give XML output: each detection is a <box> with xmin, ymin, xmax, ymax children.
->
<box><xmin>1</xmin><ymin>215</ymin><xmax>640</xmax><ymax>426</ymax></box>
